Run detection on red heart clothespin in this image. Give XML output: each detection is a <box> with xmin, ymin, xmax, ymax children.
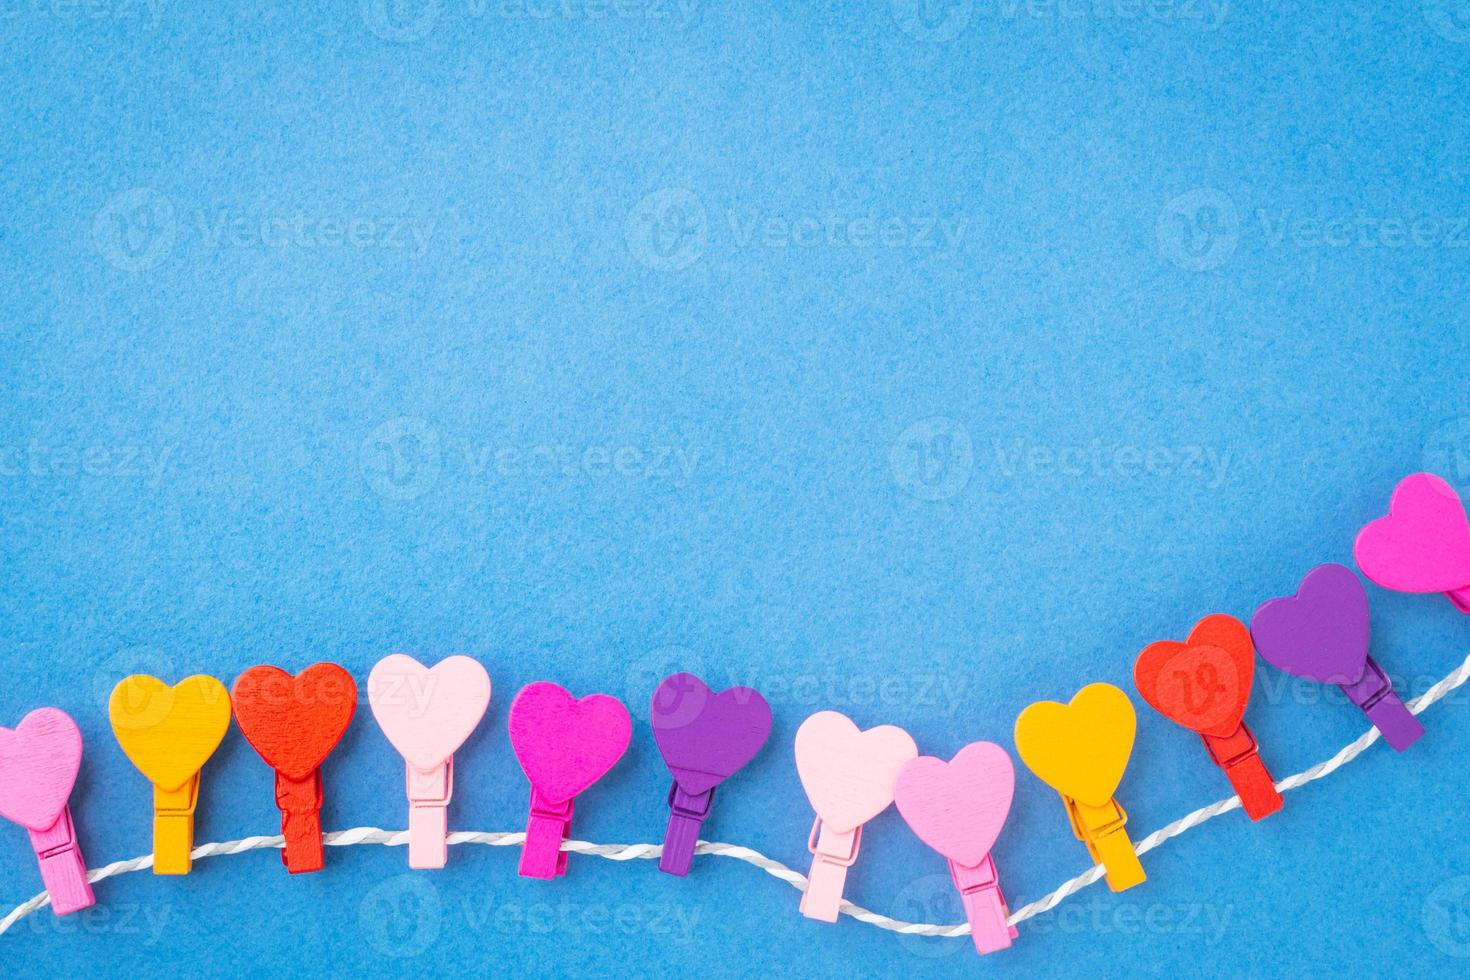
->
<box><xmin>232</xmin><ymin>664</ymin><xmax>357</xmax><ymax>873</ymax></box>
<box><xmin>1135</xmin><ymin>614</ymin><xmax>1283</xmax><ymax>820</ymax></box>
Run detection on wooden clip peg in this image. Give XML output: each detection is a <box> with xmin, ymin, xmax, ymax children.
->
<box><xmin>894</xmin><ymin>743</ymin><xmax>1018</xmax><ymax>955</ymax></box>
<box><xmin>649</xmin><ymin>673</ymin><xmax>771</xmax><ymax>877</ymax></box>
<box><xmin>367</xmin><ymin>654</ymin><xmax>491</xmax><ymax>869</ymax></box>
<box><xmin>1135</xmin><ymin>614</ymin><xmax>1284</xmax><ymax>820</ymax></box>
<box><xmin>1014</xmin><ymin>684</ymin><xmax>1145</xmax><ymax>892</ymax></box>
<box><xmin>232</xmin><ymin>664</ymin><xmax>356</xmax><ymax>874</ymax></box>
<box><xmin>109</xmin><ymin>675</ymin><xmax>232</xmax><ymax>875</ymax></box>
<box><xmin>507</xmin><ymin>682</ymin><xmax>631</xmax><ymax>879</ymax></box>
<box><xmin>0</xmin><ymin>708</ymin><xmax>95</xmax><ymax>915</ymax></box>
<box><xmin>793</xmin><ymin>711</ymin><xmax>917</xmax><ymax>922</ymax></box>
<box><xmin>1253</xmin><ymin>563</ymin><xmax>1423</xmax><ymax>752</ymax></box>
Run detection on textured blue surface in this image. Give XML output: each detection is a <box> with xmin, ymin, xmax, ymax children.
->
<box><xmin>4</xmin><ymin>2</ymin><xmax>1470</xmax><ymax>976</ymax></box>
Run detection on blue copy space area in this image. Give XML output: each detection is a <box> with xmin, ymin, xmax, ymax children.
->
<box><xmin>3</xmin><ymin>3</ymin><xmax>1470</xmax><ymax>977</ymax></box>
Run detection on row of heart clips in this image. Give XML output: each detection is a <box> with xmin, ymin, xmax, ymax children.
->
<box><xmin>1</xmin><ymin>472</ymin><xmax>1465</xmax><ymax>955</ymax></box>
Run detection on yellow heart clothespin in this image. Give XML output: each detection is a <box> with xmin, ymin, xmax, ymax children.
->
<box><xmin>1014</xmin><ymin>682</ymin><xmax>1145</xmax><ymax>892</ymax></box>
<box><xmin>109</xmin><ymin>675</ymin><xmax>232</xmax><ymax>875</ymax></box>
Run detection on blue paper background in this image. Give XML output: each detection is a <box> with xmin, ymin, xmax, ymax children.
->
<box><xmin>5</xmin><ymin>2</ymin><xmax>1470</xmax><ymax>976</ymax></box>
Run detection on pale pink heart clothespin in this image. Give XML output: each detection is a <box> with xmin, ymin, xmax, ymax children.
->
<box><xmin>894</xmin><ymin>742</ymin><xmax>1017</xmax><ymax>955</ymax></box>
<box><xmin>368</xmin><ymin>655</ymin><xmax>492</xmax><ymax>869</ymax></box>
<box><xmin>0</xmin><ymin>708</ymin><xmax>95</xmax><ymax>915</ymax></box>
<box><xmin>794</xmin><ymin>711</ymin><xmax>918</xmax><ymax>923</ymax></box>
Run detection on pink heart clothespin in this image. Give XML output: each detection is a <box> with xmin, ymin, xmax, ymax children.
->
<box><xmin>894</xmin><ymin>743</ymin><xmax>1017</xmax><ymax>955</ymax></box>
<box><xmin>1354</xmin><ymin>472</ymin><xmax>1470</xmax><ymax>612</ymax></box>
<box><xmin>507</xmin><ymin>681</ymin><xmax>631</xmax><ymax>879</ymax></box>
<box><xmin>0</xmin><ymin>708</ymin><xmax>95</xmax><ymax>916</ymax></box>
<box><xmin>367</xmin><ymin>654</ymin><xmax>492</xmax><ymax>869</ymax></box>
<box><xmin>793</xmin><ymin>711</ymin><xmax>918</xmax><ymax>923</ymax></box>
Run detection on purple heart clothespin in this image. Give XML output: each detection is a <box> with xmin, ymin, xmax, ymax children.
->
<box><xmin>1250</xmin><ymin>563</ymin><xmax>1423</xmax><ymax>751</ymax></box>
<box><xmin>650</xmin><ymin>673</ymin><xmax>772</xmax><ymax>876</ymax></box>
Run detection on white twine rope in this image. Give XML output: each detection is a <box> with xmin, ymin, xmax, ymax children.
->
<box><xmin>4</xmin><ymin>650</ymin><xmax>1469</xmax><ymax>941</ymax></box>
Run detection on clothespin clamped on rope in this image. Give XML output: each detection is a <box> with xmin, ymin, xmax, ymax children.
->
<box><xmin>368</xmin><ymin>654</ymin><xmax>491</xmax><ymax>868</ymax></box>
<box><xmin>109</xmin><ymin>674</ymin><xmax>231</xmax><ymax>874</ymax></box>
<box><xmin>1015</xmin><ymin>683</ymin><xmax>1146</xmax><ymax>892</ymax></box>
<box><xmin>0</xmin><ymin>708</ymin><xmax>94</xmax><ymax>915</ymax></box>
<box><xmin>1136</xmin><ymin>614</ymin><xmax>1284</xmax><ymax>819</ymax></box>
<box><xmin>894</xmin><ymin>741</ymin><xmax>1018</xmax><ymax>955</ymax></box>
<box><xmin>232</xmin><ymin>663</ymin><xmax>356</xmax><ymax>874</ymax></box>
<box><xmin>507</xmin><ymin>681</ymin><xmax>631</xmax><ymax>879</ymax></box>
<box><xmin>793</xmin><ymin>710</ymin><xmax>917</xmax><ymax>922</ymax></box>
<box><xmin>649</xmin><ymin>672</ymin><xmax>770</xmax><ymax>877</ymax></box>
<box><xmin>1253</xmin><ymin>562</ymin><xmax>1423</xmax><ymax>752</ymax></box>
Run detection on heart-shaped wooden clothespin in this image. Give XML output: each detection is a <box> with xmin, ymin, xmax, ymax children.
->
<box><xmin>0</xmin><ymin>708</ymin><xmax>94</xmax><ymax>915</ymax></box>
<box><xmin>649</xmin><ymin>672</ymin><xmax>771</xmax><ymax>877</ymax></box>
<box><xmin>507</xmin><ymin>681</ymin><xmax>631</xmax><ymax>880</ymax></box>
<box><xmin>1014</xmin><ymin>683</ymin><xmax>1145</xmax><ymax>892</ymax></box>
<box><xmin>1354</xmin><ymin>472</ymin><xmax>1470</xmax><ymax>611</ymax></box>
<box><xmin>109</xmin><ymin>674</ymin><xmax>232</xmax><ymax>874</ymax></box>
<box><xmin>367</xmin><ymin>654</ymin><xmax>491</xmax><ymax>869</ymax></box>
<box><xmin>1252</xmin><ymin>563</ymin><xmax>1423</xmax><ymax>751</ymax></box>
<box><xmin>793</xmin><ymin>710</ymin><xmax>917</xmax><ymax>922</ymax></box>
<box><xmin>894</xmin><ymin>742</ymin><xmax>1017</xmax><ymax>954</ymax></box>
<box><xmin>232</xmin><ymin>663</ymin><xmax>356</xmax><ymax>874</ymax></box>
<box><xmin>1135</xmin><ymin>614</ymin><xmax>1284</xmax><ymax>820</ymax></box>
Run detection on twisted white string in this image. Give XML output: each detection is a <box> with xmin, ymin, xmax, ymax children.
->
<box><xmin>4</xmin><ymin>651</ymin><xmax>1469</xmax><ymax>941</ymax></box>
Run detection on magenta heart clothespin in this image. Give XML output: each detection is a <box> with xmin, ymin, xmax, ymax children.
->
<box><xmin>650</xmin><ymin>673</ymin><xmax>771</xmax><ymax>877</ymax></box>
<box><xmin>894</xmin><ymin>742</ymin><xmax>1017</xmax><ymax>955</ymax></box>
<box><xmin>1251</xmin><ymin>563</ymin><xmax>1424</xmax><ymax>751</ymax></box>
<box><xmin>794</xmin><ymin>711</ymin><xmax>918</xmax><ymax>923</ymax></box>
<box><xmin>368</xmin><ymin>654</ymin><xmax>492</xmax><ymax>868</ymax></box>
<box><xmin>1354</xmin><ymin>472</ymin><xmax>1470</xmax><ymax>612</ymax></box>
<box><xmin>507</xmin><ymin>681</ymin><xmax>632</xmax><ymax>879</ymax></box>
<box><xmin>0</xmin><ymin>708</ymin><xmax>95</xmax><ymax>916</ymax></box>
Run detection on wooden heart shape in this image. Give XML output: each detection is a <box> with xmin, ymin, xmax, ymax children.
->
<box><xmin>650</xmin><ymin>673</ymin><xmax>772</xmax><ymax>795</ymax></box>
<box><xmin>232</xmin><ymin>664</ymin><xmax>357</xmax><ymax>780</ymax></box>
<box><xmin>1354</xmin><ymin>472</ymin><xmax>1470</xmax><ymax>593</ymax></box>
<box><xmin>893</xmin><ymin>741</ymin><xmax>1014</xmax><ymax>869</ymax></box>
<box><xmin>367</xmin><ymin>654</ymin><xmax>491</xmax><ymax>770</ymax></box>
<box><xmin>794</xmin><ymin>711</ymin><xmax>917</xmax><ymax>832</ymax></box>
<box><xmin>1251</xmin><ymin>563</ymin><xmax>1370</xmax><ymax>685</ymax></box>
<box><xmin>109</xmin><ymin>675</ymin><xmax>232</xmax><ymax>791</ymax></box>
<box><xmin>507</xmin><ymin>682</ymin><xmax>631</xmax><ymax>804</ymax></box>
<box><xmin>1134</xmin><ymin>613</ymin><xmax>1254</xmax><ymax>737</ymax></box>
<box><xmin>1014</xmin><ymin>683</ymin><xmax>1135</xmax><ymax>807</ymax></box>
<box><xmin>0</xmin><ymin>708</ymin><xmax>83</xmax><ymax>831</ymax></box>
